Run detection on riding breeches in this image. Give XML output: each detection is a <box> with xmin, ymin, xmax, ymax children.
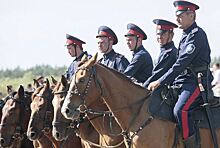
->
<box><xmin>173</xmin><ymin>83</ymin><xmax>202</xmax><ymax>139</ymax></box>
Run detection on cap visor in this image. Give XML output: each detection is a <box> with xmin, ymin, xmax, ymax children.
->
<box><xmin>156</xmin><ymin>30</ymin><xmax>168</xmax><ymax>35</ymax></box>
<box><xmin>124</xmin><ymin>34</ymin><xmax>136</xmax><ymax>37</ymax></box>
<box><xmin>176</xmin><ymin>10</ymin><xmax>186</xmax><ymax>16</ymax></box>
<box><xmin>96</xmin><ymin>35</ymin><xmax>107</xmax><ymax>38</ymax></box>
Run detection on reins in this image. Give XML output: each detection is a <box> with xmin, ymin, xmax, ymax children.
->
<box><xmin>68</xmin><ymin>65</ymin><xmax>156</xmax><ymax>147</ymax></box>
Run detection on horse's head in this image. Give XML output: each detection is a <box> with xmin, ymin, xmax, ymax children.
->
<box><xmin>61</xmin><ymin>53</ymin><xmax>102</xmax><ymax>120</ymax></box>
<box><xmin>52</xmin><ymin>75</ymin><xmax>76</xmax><ymax>141</ymax></box>
<box><xmin>0</xmin><ymin>85</ymin><xmax>31</xmax><ymax>147</ymax></box>
<box><xmin>27</xmin><ymin>79</ymin><xmax>54</xmax><ymax>141</ymax></box>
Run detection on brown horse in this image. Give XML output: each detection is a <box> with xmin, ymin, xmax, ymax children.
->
<box><xmin>61</xmin><ymin>53</ymin><xmax>220</xmax><ymax>148</ymax></box>
<box><xmin>52</xmin><ymin>75</ymin><xmax>101</xmax><ymax>148</ymax></box>
<box><xmin>0</xmin><ymin>85</ymin><xmax>34</xmax><ymax>148</ymax></box>
<box><xmin>27</xmin><ymin>79</ymin><xmax>82</xmax><ymax>148</ymax></box>
<box><xmin>59</xmin><ymin>71</ymin><xmax>126</xmax><ymax>148</ymax></box>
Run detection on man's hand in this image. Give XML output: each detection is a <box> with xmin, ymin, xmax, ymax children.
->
<box><xmin>147</xmin><ymin>80</ymin><xmax>161</xmax><ymax>91</ymax></box>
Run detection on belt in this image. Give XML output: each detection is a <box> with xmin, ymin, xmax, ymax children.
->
<box><xmin>182</xmin><ymin>65</ymin><xmax>208</xmax><ymax>76</ymax></box>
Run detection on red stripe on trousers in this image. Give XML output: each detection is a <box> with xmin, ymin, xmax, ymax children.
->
<box><xmin>182</xmin><ymin>87</ymin><xmax>200</xmax><ymax>139</ymax></box>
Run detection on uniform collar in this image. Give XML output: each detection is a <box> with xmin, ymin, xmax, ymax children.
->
<box><xmin>74</xmin><ymin>51</ymin><xmax>88</xmax><ymax>61</ymax></box>
<box><xmin>183</xmin><ymin>22</ymin><xmax>197</xmax><ymax>34</ymax></box>
<box><xmin>160</xmin><ymin>41</ymin><xmax>174</xmax><ymax>51</ymax></box>
<box><xmin>133</xmin><ymin>45</ymin><xmax>144</xmax><ymax>54</ymax></box>
<box><xmin>103</xmin><ymin>49</ymin><xmax>116</xmax><ymax>59</ymax></box>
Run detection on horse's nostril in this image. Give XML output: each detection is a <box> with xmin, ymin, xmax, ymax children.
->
<box><xmin>30</xmin><ymin>132</ymin><xmax>36</xmax><ymax>138</ymax></box>
<box><xmin>56</xmin><ymin>132</ymin><xmax>60</xmax><ymax>139</ymax></box>
<box><xmin>65</xmin><ymin>108</ymin><xmax>70</xmax><ymax>115</ymax></box>
<box><xmin>0</xmin><ymin>138</ymin><xmax>5</xmax><ymax>145</ymax></box>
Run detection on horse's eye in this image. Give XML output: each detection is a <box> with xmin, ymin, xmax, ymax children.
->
<box><xmin>79</xmin><ymin>78</ymin><xmax>85</xmax><ymax>83</ymax></box>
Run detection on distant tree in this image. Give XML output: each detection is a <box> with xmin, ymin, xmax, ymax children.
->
<box><xmin>0</xmin><ymin>64</ymin><xmax>67</xmax><ymax>96</ymax></box>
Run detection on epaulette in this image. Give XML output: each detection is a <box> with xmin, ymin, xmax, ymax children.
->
<box><xmin>191</xmin><ymin>27</ymin><xmax>198</xmax><ymax>34</ymax></box>
<box><xmin>115</xmin><ymin>53</ymin><xmax>123</xmax><ymax>59</ymax></box>
<box><xmin>165</xmin><ymin>48</ymin><xmax>172</xmax><ymax>53</ymax></box>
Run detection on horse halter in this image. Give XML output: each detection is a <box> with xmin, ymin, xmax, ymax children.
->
<box><xmin>52</xmin><ymin>89</ymin><xmax>82</xmax><ymax>130</ymax></box>
<box><xmin>0</xmin><ymin>92</ymin><xmax>29</xmax><ymax>141</ymax></box>
<box><xmin>31</xmin><ymin>90</ymin><xmax>53</xmax><ymax>133</ymax></box>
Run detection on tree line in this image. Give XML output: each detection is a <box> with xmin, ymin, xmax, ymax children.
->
<box><xmin>1</xmin><ymin>56</ymin><xmax>220</xmax><ymax>97</ymax></box>
<box><xmin>0</xmin><ymin>64</ymin><xmax>67</xmax><ymax>97</ymax></box>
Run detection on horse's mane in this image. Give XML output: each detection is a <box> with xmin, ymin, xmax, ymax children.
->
<box><xmin>96</xmin><ymin>63</ymin><xmax>146</xmax><ymax>90</ymax></box>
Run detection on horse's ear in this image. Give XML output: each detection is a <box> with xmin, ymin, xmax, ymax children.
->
<box><xmin>81</xmin><ymin>54</ymin><xmax>88</xmax><ymax>63</ymax></box>
<box><xmin>61</xmin><ymin>75</ymin><xmax>68</xmax><ymax>87</ymax></box>
<box><xmin>7</xmin><ymin>85</ymin><xmax>13</xmax><ymax>94</ymax></box>
<box><xmin>33</xmin><ymin>79</ymin><xmax>40</xmax><ymax>89</ymax></box>
<box><xmin>17</xmin><ymin>85</ymin><xmax>24</xmax><ymax>97</ymax></box>
<box><xmin>85</xmin><ymin>53</ymin><xmax>98</xmax><ymax>68</ymax></box>
<box><xmin>51</xmin><ymin>76</ymin><xmax>57</xmax><ymax>85</ymax></box>
<box><xmin>45</xmin><ymin>78</ymin><xmax>50</xmax><ymax>89</ymax></box>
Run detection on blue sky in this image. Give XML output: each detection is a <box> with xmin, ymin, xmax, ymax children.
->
<box><xmin>0</xmin><ymin>0</ymin><xmax>219</xmax><ymax>70</ymax></box>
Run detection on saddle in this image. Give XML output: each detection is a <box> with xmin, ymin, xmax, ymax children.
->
<box><xmin>148</xmin><ymin>86</ymin><xmax>220</xmax><ymax>129</ymax></box>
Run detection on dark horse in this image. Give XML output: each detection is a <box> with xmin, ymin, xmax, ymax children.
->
<box><xmin>0</xmin><ymin>85</ymin><xmax>34</xmax><ymax>148</ymax></box>
<box><xmin>27</xmin><ymin>79</ymin><xmax>82</xmax><ymax>148</ymax></box>
<box><xmin>61</xmin><ymin>53</ymin><xmax>220</xmax><ymax>148</ymax></box>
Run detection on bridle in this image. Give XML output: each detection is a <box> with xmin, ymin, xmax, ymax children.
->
<box><xmin>67</xmin><ymin>66</ymin><xmax>116</xmax><ymax>121</ymax></box>
<box><xmin>52</xmin><ymin>88</ymin><xmax>81</xmax><ymax>130</ymax></box>
<box><xmin>0</xmin><ymin>92</ymin><xmax>30</xmax><ymax>142</ymax></box>
<box><xmin>67</xmin><ymin>64</ymin><xmax>154</xmax><ymax>148</ymax></box>
<box><xmin>30</xmin><ymin>88</ymin><xmax>54</xmax><ymax>135</ymax></box>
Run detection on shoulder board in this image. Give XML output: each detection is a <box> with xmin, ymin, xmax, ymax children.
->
<box><xmin>191</xmin><ymin>27</ymin><xmax>198</xmax><ymax>34</ymax></box>
<box><xmin>115</xmin><ymin>53</ymin><xmax>123</xmax><ymax>58</ymax></box>
<box><xmin>165</xmin><ymin>48</ymin><xmax>172</xmax><ymax>53</ymax></box>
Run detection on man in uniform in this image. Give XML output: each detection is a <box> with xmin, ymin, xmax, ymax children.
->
<box><xmin>148</xmin><ymin>1</ymin><xmax>213</xmax><ymax>147</ymax></box>
<box><xmin>124</xmin><ymin>23</ymin><xmax>153</xmax><ymax>84</ymax></box>
<box><xmin>36</xmin><ymin>75</ymin><xmax>45</xmax><ymax>86</ymax></box>
<box><xmin>96</xmin><ymin>26</ymin><xmax>129</xmax><ymax>73</ymax></box>
<box><xmin>143</xmin><ymin>19</ymin><xmax>178</xmax><ymax>87</ymax></box>
<box><xmin>65</xmin><ymin>34</ymin><xmax>90</xmax><ymax>80</ymax></box>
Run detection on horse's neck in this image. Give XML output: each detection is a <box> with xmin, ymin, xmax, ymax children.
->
<box><xmin>11</xmin><ymin>139</ymin><xmax>22</xmax><ymax>148</ymax></box>
<box><xmin>97</xmin><ymin>65</ymin><xmax>150</xmax><ymax>130</ymax></box>
<box><xmin>36</xmin><ymin>134</ymin><xmax>53</xmax><ymax>147</ymax></box>
<box><xmin>78</xmin><ymin>121</ymin><xmax>99</xmax><ymax>145</ymax></box>
<box><xmin>86</xmin><ymin>98</ymin><xmax>122</xmax><ymax>136</ymax></box>
<box><xmin>43</xmin><ymin>130</ymin><xmax>61</xmax><ymax>148</ymax></box>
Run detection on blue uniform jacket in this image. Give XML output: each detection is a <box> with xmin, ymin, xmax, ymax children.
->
<box><xmin>98</xmin><ymin>49</ymin><xmax>129</xmax><ymax>73</ymax></box>
<box><xmin>65</xmin><ymin>51</ymin><xmax>90</xmax><ymax>80</ymax></box>
<box><xmin>143</xmin><ymin>41</ymin><xmax>177</xmax><ymax>87</ymax></box>
<box><xmin>124</xmin><ymin>45</ymin><xmax>153</xmax><ymax>83</ymax></box>
<box><xmin>158</xmin><ymin>22</ymin><xmax>213</xmax><ymax>86</ymax></box>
